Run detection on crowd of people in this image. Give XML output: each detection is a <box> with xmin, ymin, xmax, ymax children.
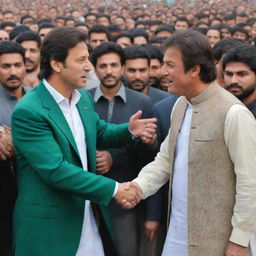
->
<box><xmin>1</xmin><ymin>0</ymin><xmax>256</xmax><ymax>255</ymax></box>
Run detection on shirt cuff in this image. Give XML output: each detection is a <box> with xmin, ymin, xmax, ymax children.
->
<box><xmin>128</xmin><ymin>128</ymin><xmax>140</xmax><ymax>141</ymax></box>
<box><xmin>229</xmin><ymin>227</ymin><xmax>252</xmax><ymax>247</ymax></box>
<box><xmin>112</xmin><ymin>182</ymin><xmax>118</xmax><ymax>197</ymax></box>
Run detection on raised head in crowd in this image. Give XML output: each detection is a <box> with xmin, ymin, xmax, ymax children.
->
<box><xmin>223</xmin><ymin>44</ymin><xmax>256</xmax><ymax>117</ymax></box>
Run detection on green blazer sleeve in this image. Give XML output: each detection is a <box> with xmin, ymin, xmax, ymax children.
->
<box><xmin>12</xmin><ymin>104</ymin><xmax>116</xmax><ymax>205</ymax></box>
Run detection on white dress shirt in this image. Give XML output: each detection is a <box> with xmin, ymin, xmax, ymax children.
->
<box><xmin>43</xmin><ymin>79</ymin><xmax>105</xmax><ymax>256</ymax></box>
<box><xmin>162</xmin><ymin>103</ymin><xmax>192</xmax><ymax>256</ymax></box>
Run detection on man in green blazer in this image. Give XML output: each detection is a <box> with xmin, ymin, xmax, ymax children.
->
<box><xmin>11</xmin><ymin>27</ymin><xmax>155</xmax><ymax>256</ymax></box>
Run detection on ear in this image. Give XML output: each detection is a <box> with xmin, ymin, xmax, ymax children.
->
<box><xmin>190</xmin><ymin>64</ymin><xmax>201</xmax><ymax>78</ymax></box>
<box><xmin>50</xmin><ymin>59</ymin><xmax>63</xmax><ymax>73</ymax></box>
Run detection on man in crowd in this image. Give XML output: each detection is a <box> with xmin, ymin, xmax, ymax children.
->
<box><xmin>212</xmin><ymin>39</ymin><xmax>243</xmax><ymax>87</ymax></box>
<box><xmin>174</xmin><ymin>17</ymin><xmax>190</xmax><ymax>31</ymax></box>
<box><xmin>0</xmin><ymin>29</ymin><xmax>9</xmax><ymax>41</ymax></box>
<box><xmin>142</xmin><ymin>44</ymin><xmax>164</xmax><ymax>89</ymax></box>
<box><xmin>0</xmin><ymin>41</ymin><xmax>27</xmax><ymax>256</ymax></box>
<box><xmin>88</xmin><ymin>25</ymin><xmax>110</xmax><ymax>51</ymax></box>
<box><xmin>11</xmin><ymin>27</ymin><xmax>156</xmax><ymax>256</ymax></box>
<box><xmin>129</xmin><ymin>30</ymin><xmax>256</xmax><ymax>256</ymax></box>
<box><xmin>123</xmin><ymin>45</ymin><xmax>169</xmax><ymax>105</ymax></box>
<box><xmin>84</xmin><ymin>13</ymin><xmax>97</xmax><ymax>28</ymax></box>
<box><xmin>16</xmin><ymin>31</ymin><xmax>41</xmax><ymax>87</ymax></box>
<box><xmin>223</xmin><ymin>44</ymin><xmax>256</xmax><ymax>117</ymax></box>
<box><xmin>89</xmin><ymin>41</ymin><xmax>160</xmax><ymax>256</ymax></box>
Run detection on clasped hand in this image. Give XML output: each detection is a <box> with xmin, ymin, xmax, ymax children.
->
<box><xmin>114</xmin><ymin>182</ymin><xmax>143</xmax><ymax>209</ymax></box>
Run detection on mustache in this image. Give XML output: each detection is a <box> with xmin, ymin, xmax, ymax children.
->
<box><xmin>131</xmin><ymin>79</ymin><xmax>145</xmax><ymax>84</ymax></box>
<box><xmin>25</xmin><ymin>58</ymin><xmax>35</xmax><ymax>64</ymax></box>
<box><xmin>225</xmin><ymin>84</ymin><xmax>243</xmax><ymax>90</ymax></box>
<box><xmin>7</xmin><ymin>75</ymin><xmax>21</xmax><ymax>81</ymax></box>
<box><xmin>103</xmin><ymin>75</ymin><xmax>116</xmax><ymax>79</ymax></box>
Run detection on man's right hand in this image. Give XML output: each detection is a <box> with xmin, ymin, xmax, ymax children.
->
<box><xmin>0</xmin><ymin>127</ymin><xmax>13</xmax><ymax>161</ymax></box>
<box><xmin>114</xmin><ymin>182</ymin><xmax>143</xmax><ymax>209</ymax></box>
<box><xmin>225</xmin><ymin>241</ymin><xmax>247</xmax><ymax>256</ymax></box>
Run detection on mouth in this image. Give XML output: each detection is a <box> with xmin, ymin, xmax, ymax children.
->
<box><xmin>8</xmin><ymin>78</ymin><xmax>20</xmax><ymax>82</ymax></box>
<box><xmin>104</xmin><ymin>77</ymin><xmax>115</xmax><ymax>81</ymax></box>
<box><xmin>162</xmin><ymin>79</ymin><xmax>173</xmax><ymax>85</ymax></box>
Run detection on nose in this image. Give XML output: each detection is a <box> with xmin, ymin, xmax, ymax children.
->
<box><xmin>161</xmin><ymin>64</ymin><xmax>168</xmax><ymax>76</ymax></box>
<box><xmin>134</xmin><ymin>71</ymin><xmax>141</xmax><ymax>79</ymax></box>
<box><xmin>25</xmin><ymin>49</ymin><xmax>31</xmax><ymax>59</ymax></box>
<box><xmin>85</xmin><ymin>60</ymin><xmax>92</xmax><ymax>72</ymax></box>
<box><xmin>230</xmin><ymin>74</ymin><xmax>239</xmax><ymax>84</ymax></box>
<box><xmin>10</xmin><ymin>65</ymin><xmax>18</xmax><ymax>76</ymax></box>
<box><xmin>106</xmin><ymin>65</ymin><xmax>112</xmax><ymax>74</ymax></box>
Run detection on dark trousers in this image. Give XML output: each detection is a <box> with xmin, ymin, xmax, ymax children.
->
<box><xmin>0</xmin><ymin>159</ymin><xmax>17</xmax><ymax>256</ymax></box>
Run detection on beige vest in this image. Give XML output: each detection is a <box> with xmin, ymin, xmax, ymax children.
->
<box><xmin>167</xmin><ymin>82</ymin><xmax>242</xmax><ymax>255</ymax></box>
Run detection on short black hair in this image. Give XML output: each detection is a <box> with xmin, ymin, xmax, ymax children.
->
<box><xmin>38</xmin><ymin>22</ymin><xmax>55</xmax><ymax>32</ymax></box>
<box><xmin>149</xmin><ymin>36</ymin><xmax>168</xmax><ymax>45</ymax></box>
<box><xmin>231</xmin><ymin>26</ymin><xmax>249</xmax><ymax>39</ymax></box>
<box><xmin>88</xmin><ymin>25</ymin><xmax>110</xmax><ymax>40</ymax></box>
<box><xmin>222</xmin><ymin>44</ymin><xmax>256</xmax><ymax>73</ymax></box>
<box><xmin>39</xmin><ymin>27</ymin><xmax>87</xmax><ymax>79</ymax></box>
<box><xmin>207</xmin><ymin>26</ymin><xmax>221</xmax><ymax>37</ymax></box>
<box><xmin>54</xmin><ymin>16</ymin><xmax>65</xmax><ymax>22</ymax></box>
<box><xmin>20</xmin><ymin>15</ymin><xmax>35</xmax><ymax>24</ymax></box>
<box><xmin>218</xmin><ymin>24</ymin><xmax>232</xmax><ymax>32</ymax></box>
<box><xmin>0</xmin><ymin>22</ymin><xmax>16</xmax><ymax>30</ymax></box>
<box><xmin>84</xmin><ymin>13</ymin><xmax>97</xmax><ymax>20</ymax></box>
<box><xmin>149</xmin><ymin>20</ymin><xmax>163</xmax><ymax>27</ymax></box>
<box><xmin>129</xmin><ymin>28</ymin><xmax>149</xmax><ymax>42</ymax></box>
<box><xmin>38</xmin><ymin>18</ymin><xmax>53</xmax><ymax>25</ymax></box>
<box><xmin>135</xmin><ymin>20</ymin><xmax>147</xmax><ymax>28</ymax></box>
<box><xmin>90</xmin><ymin>42</ymin><xmax>125</xmax><ymax>67</ymax></box>
<box><xmin>16</xmin><ymin>31</ymin><xmax>41</xmax><ymax>47</ymax></box>
<box><xmin>114</xmin><ymin>15</ymin><xmax>125</xmax><ymax>22</ymax></box>
<box><xmin>175</xmin><ymin>17</ymin><xmax>191</xmax><ymax>27</ymax></box>
<box><xmin>194</xmin><ymin>27</ymin><xmax>208</xmax><ymax>35</ymax></box>
<box><xmin>196</xmin><ymin>13</ymin><xmax>209</xmax><ymax>20</ymax></box>
<box><xmin>9</xmin><ymin>25</ymin><xmax>30</xmax><ymax>40</ymax></box>
<box><xmin>124</xmin><ymin>45</ymin><xmax>151</xmax><ymax>65</ymax></box>
<box><xmin>2</xmin><ymin>10</ymin><xmax>13</xmax><ymax>15</ymax></box>
<box><xmin>224</xmin><ymin>14</ymin><xmax>236</xmax><ymax>21</ymax></box>
<box><xmin>141</xmin><ymin>44</ymin><xmax>163</xmax><ymax>63</ymax></box>
<box><xmin>195</xmin><ymin>21</ymin><xmax>209</xmax><ymax>28</ymax></box>
<box><xmin>65</xmin><ymin>16</ymin><xmax>75</xmax><ymax>24</ymax></box>
<box><xmin>97</xmin><ymin>14</ymin><xmax>110</xmax><ymax>22</ymax></box>
<box><xmin>75</xmin><ymin>22</ymin><xmax>88</xmax><ymax>28</ymax></box>
<box><xmin>237</xmin><ymin>12</ymin><xmax>248</xmax><ymax>18</ymax></box>
<box><xmin>212</xmin><ymin>39</ymin><xmax>243</xmax><ymax>61</ymax></box>
<box><xmin>0</xmin><ymin>41</ymin><xmax>25</xmax><ymax>63</ymax></box>
<box><xmin>107</xmin><ymin>24</ymin><xmax>121</xmax><ymax>34</ymax></box>
<box><xmin>113</xmin><ymin>31</ymin><xmax>133</xmax><ymax>44</ymax></box>
<box><xmin>162</xmin><ymin>30</ymin><xmax>216</xmax><ymax>83</ymax></box>
<box><xmin>155</xmin><ymin>25</ymin><xmax>174</xmax><ymax>36</ymax></box>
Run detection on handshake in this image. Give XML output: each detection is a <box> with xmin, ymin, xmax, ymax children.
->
<box><xmin>114</xmin><ymin>182</ymin><xmax>143</xmax><ymax>209</ymax></box>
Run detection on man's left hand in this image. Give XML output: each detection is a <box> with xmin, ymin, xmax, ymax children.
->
<box><xmin>96</xmin><ymin>150</ymin><xmax>113</xmax><ymax>174</ymax></box>
<box><xmin>226</xmin><ymin>241</ymin><xmax>247</xmax><ymax>256</ymax></box>
<box><xmin>128</xmin><ymin>110</ymin><xmax>157</xmax><ymax>142</ymax></box>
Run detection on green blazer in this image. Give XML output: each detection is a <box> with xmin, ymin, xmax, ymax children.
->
<box><xmin>12</xmin><ymin>81</ymin><xmax>131</xmax><ymax>256</ymax></box>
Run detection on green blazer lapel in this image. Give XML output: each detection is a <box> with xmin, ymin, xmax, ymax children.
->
<box><xmin>76</xmin><ymin>95</ymin><xmax>96</xmax><ymax>173</ymax></box>
<box><xmin>37</xmin><ymin>82</ymin><xmax>80</xmax><ymax>157</ymax></box>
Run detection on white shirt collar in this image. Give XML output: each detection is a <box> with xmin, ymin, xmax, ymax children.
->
<box><xmin>43</xmin><ymin>78</ymin><xmax>81</xmax><ymax>107</ymax></box>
